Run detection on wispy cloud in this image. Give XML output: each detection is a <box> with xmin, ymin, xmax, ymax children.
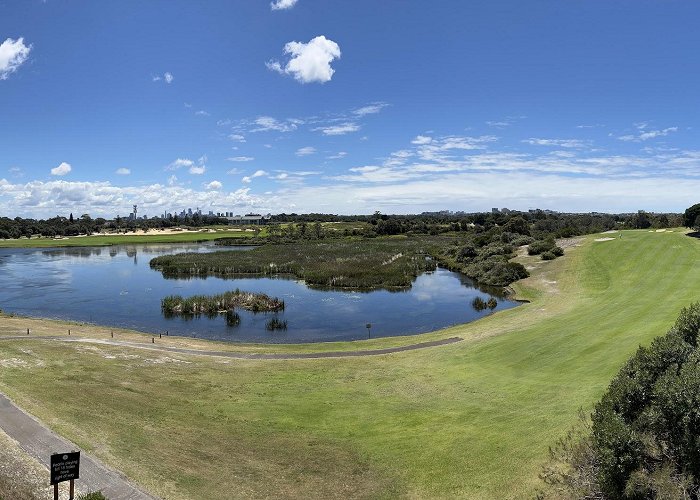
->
<box><xmin>115</xmin><ymin>168</ymin><xmax>131</xmax><ymax>175</ymax></box>
<box><xmin>152</xmin><ymin>72</ymin><xmax>173</xmax><ymax>84</ymax></box>
<box><xmin>251</xmin><ymin>116</ymin><xmax>300</xmax><ymax>133</ymax></box>
<box><xmin>296</xmin><ymin>146</ymin><xmax>316</xmax><ymax>156</ymax></box>
<box><xmin>313</xmin><ymin>123</ymin><xmax>360</xmax><ymax>136</ymax></box>
<box><xmin>353</xmin><ymin>103</ymin><xmax>388</xmax><ymax>116</ymax></box>
<box><xmin>227</xmin><ymin>156</ymin><xmax>255</xmax><ymax>162</ymax></box>
<box><xmin>618</xmin><ymin>125</ymin><xmax>678</xmax><ymax>142</ymax></box>
<box><xmin>522</xmin><ymin>138</ymin><xmax>589</xmax><ymax>148</ymax></box>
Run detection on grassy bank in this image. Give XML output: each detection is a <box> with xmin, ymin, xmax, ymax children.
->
<box><xmin>0</xmin><ymin>229</ymin><xmax>254</xmax><ymax>248</ymax></box>
<box><xmin>150</xmin><ymin>236</ymin><xmax>450</xmax><ymax>289</ymax></box>
<box><xmin>0</xmin><ymin>229</ymin><xmax>698</xmax><ymax>498</ymax></box>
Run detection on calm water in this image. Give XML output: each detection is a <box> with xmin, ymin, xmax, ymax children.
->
<box><xmin>0</xmin><ymin>243</ymin><xmax>519</xmax><ymax>343</ymax></box>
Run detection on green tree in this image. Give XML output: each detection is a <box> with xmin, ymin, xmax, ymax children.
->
<box><xmin>683</xmin><ymin>203</ymin><xmax>700</xmax><ymax>230</ymax></box>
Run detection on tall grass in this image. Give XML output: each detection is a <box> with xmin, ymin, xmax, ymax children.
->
<box><xmin>161</xmin><ymin>289</ymin><xmax>284</xmax><ymax>318</ymax></box>
<box><xmin>150</xmin><ymin>237</ymin><xmax>450</xmax><ymax>290</ymax></box>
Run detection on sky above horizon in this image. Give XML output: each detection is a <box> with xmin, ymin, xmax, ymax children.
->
<box><xmin>1</xmin><ymin>0</ymin><xmax>699</xmax><ymax>218</ymax></box>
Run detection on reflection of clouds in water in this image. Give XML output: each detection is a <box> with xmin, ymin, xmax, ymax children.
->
<box><xmin>119</xmin><ymin>290</ymin><xmax>129</xmax><ymax>296</ymax></box>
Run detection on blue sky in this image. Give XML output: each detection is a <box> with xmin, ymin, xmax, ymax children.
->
<box><xmin>1</xmin><ymin>0</ymin><xmax>699</xmax><ymax>217</ymax></box>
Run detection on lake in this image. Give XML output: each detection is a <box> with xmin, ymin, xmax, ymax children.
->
<box><xmin>0</xmin><ymin>243</ymin><xmax>520</xmax><ymax>343</ymax></box>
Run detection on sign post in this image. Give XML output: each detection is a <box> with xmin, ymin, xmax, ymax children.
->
<box><xmin>50</xmin><ymin>451</ymin><xmax>80</xmax><ymax>500</ymax></box>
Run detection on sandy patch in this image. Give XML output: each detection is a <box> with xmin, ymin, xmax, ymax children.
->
<box><xmin>602</xmin><ymin>230</ymin><xmax>619</xmax><ymax>234</ymax></box>
<box><xmin>595</xmin><ymin>237</ymin><xmax>616</xmax><ymax>242</ymax></box>
<box><xmin>655</xmin><ymin>229</ymin><xmax>667</xmax><ymax>233</ymax></box>
<box><xmin>556</xmin><ymin>237</ymin><xmax>584</xmax><ymax>249</ymax></box>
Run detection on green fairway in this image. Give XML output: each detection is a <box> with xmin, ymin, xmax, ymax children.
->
<box><xmin>0</xmin><ymin>229</ymin><xmax>698</xmax><ymax>498</ymax></box>
<box><xmin>0</xmin><ymin>229</ymin><xmax>254</xmax><ymax>248</ymax></box>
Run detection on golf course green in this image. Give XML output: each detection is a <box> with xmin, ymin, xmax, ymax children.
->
<box><xmin>0</xmin><ymin>229</ymin><xmax>698</xmax><ymax>498</ymax></box>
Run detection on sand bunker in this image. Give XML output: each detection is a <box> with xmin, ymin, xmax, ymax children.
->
<box><xmin>595</xmin><ymin>237</ymin><xmax>616</xmax><ymax>242</ymax></box>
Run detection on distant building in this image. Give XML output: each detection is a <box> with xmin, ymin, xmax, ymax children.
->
<box><xmin>226</xmin><ymin>213</ymin><xmax>272</xmax><ymax>225</ymax></box>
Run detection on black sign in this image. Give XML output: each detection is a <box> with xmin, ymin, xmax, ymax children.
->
<box><xmin>50</xmin><ymin>451</ymin><xmax>80</xmax><ymax>485</ymax></box>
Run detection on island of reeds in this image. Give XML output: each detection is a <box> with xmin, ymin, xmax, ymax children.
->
<box><xmin>150</xmin><ymin>237</ymin><xmax>440</xmax><ymax>290</ymax></box>
<box><xmin>161</xmin><ymin>289</ymin><xmax>284</xmax><ymax>320</ymax></box>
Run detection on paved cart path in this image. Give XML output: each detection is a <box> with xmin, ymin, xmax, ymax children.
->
<box><xmin>0</xmin><ymin>335</ymin><xmax>463</xmax><ymax>359</ymax></box>
<box><xmin>0</xmin><ymin>393</ymin><xmax>157</xmax><ymax>500</ymax></box>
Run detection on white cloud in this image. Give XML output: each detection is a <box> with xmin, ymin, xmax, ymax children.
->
<box><xmin>267</xmin><ymin>35</ymin><xmax>341</xmax><ymax>84</ymax></box>
<box><xmin>227</xmin><ymin>156</ymin><xmax>255</xmax><ymax>162</ymax></box>
<box><xmin>523</xmin><ymin>138</ymin><xmax>588</xmax><ymax>148</ymax></box>
<box><xmin>296</xmin><ymin>146</ymin><xmax>316</xmax><ymax>156</ymax></box>
<box><xmin>241</xmin><ymin>176</ymin><xmax>252</xmax><ymax>184</ymax></box>
<box><xmin>313</xmin><ymin>123</ymin><xmax>359</xmax><ymax>136</ymax></box>
<box><xmin>327</xmin><ymin>152</ymin><xmax>347</xmax><ymax>160</ymax></box>
<box><xmin>0</xmin><ymin>38</ymin><xmax>31</xmax><ymax>80</ymax></box>
<box><xmin>195</xmin><ymin>110</ymin><xmax>210</xmax><ymax>116</ymax></box>
<box><xmin>228</xmin><ymin>134</ymin><xmax>246</xmax><ymax>142</ymax></box>
<box><xmin>411</xmin><ymin>135</ymin><xmax>433</xmax><ymax>145</ymax></box>
<box><xmin>271</xmin><ymin>0</ymin><xmax>298</xmax><ymax>10</ymax></box>
<box><xmin>251</xmin><ymin>116</ymin><xmax>299</xmax><ymax>133</ymax></box>
<box><xmin>167</xmin><ymin>175</ymin><xmax>178</xmax><ymax>186</ymax></box>
<box><xmin>50</xmin><ymin>162</ymin><xmax>72</xmax><ymax>176</ymax></box>
<box><xmin>115</xmin><ymin>168</ymin><xmax>131</xmax><ymax>175</ymax></box>
<box><xmin>206</xmin><ymin>180</ymin><xmax>222</xmax><ymax>190</ymax></box>
<box><xmin>353</xmin><ymin>103</ymin><xmax>388</xmax><ymax>116</ymax></box>
<box><xmin>153</xmin><ymin>72</ymin><xmax>173</xmax><ymax>84</ymax></box>
<box><xmin>166</xmin><ymin>156</ymin><xmax>207</xmax><ymax>175</ymax></box>
<box><xmin>619</xmin><ymin>127</ymin><xmax>678</xmax><ymax>142</ymax></box>
<box><xmin>166</xmin><ymin>158</ymin><xmax>194</xmax><ymax>171</ymax></box>
<box><xmin>252</xmin><ymin>170</ymin><xmax>267</xmax><ymax>178</ymax></box>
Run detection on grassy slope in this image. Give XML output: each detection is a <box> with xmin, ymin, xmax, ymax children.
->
<box><xmin>0</xmin><ymin>230</ymin><xmax>698</xmax><ymax>498</ymax></box>
<box><xmin>0</xmin><ymin>229</ymin><xmax>253</xmax><ymax>248</ymax></box>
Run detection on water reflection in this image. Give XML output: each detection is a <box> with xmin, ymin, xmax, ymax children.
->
<box><xmin>0</xmin><ymin>243</ymin><xmax>520</xmax><ymax>343</ymax></box>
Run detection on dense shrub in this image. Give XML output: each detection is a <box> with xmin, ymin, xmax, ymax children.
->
<box><xmin>543</xmin><ymin>303</ymin><xmax>700</xmax><ymax>498</ymax></box>
<box><xmin>528</xmin><ymin>239</ymin><xmax>556</xmax><ymax>256</ymax></box>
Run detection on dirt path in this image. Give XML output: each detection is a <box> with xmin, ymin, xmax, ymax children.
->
<box><xmin>0</xmin><ymin>393</ymin><xmax>156</xmax><ymax>500</ymax></box>
<box><xmin>0</xmin><ymin>335</ymin><xmax>463</xmax><ymax>360</ymax></box>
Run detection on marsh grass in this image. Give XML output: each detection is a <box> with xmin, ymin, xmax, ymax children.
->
<box><xmin>265</xmin><ymin>317</ymin><xmax>288</xmax><ymax>331</ymax></box>
<box><xmin>150</xmin><ymin>236</ymin><xmax>453</xmax><ymax>290</ymax></box>
<box><xmin>161</xmin><ymin>289</ymin><xmax>284</xmax><ymax>319</ymax></box>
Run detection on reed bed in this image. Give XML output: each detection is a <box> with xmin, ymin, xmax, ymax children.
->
<box><xmin>150</xmin><ymin>237</ymin><xmax>448</xmax><ymax>290</ymax></box>
<box><xmin>161</xmin><ymin>289</ymin><xmax>284</xmax><ymax>318</ymax></box>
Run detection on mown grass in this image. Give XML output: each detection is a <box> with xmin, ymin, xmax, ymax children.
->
<box><xmin>0</xmin><ymin>229</ymin><xmax>253</xmax><ymax>248</ymax></box>
<box><xmin>150</xmin><ymin>236</ymin><xmax>452</xmax><ymax>289</ymax></box>
<box><xmin>0</xmin><ymin>229</ymin><xmax>699</xmax><ymax>498</ymax></box>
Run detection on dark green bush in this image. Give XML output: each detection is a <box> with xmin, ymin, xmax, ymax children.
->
<box><xmin>590</xmin><ymin>303</ymin><xmax>700</xmax><ymax>498</ymax></box>
<box><xmin>541</xmin><ymin>251</ymin><xmax>556</xmax><ymax>260</ymax></box>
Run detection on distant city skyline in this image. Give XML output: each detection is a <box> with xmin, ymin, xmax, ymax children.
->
<box><xmin>1</xmin><ymin>1</ymin><xmax>700</xmax><ymax>217</ymax></box>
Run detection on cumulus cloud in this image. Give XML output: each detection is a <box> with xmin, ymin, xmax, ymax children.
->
<box><xmin>266</xmin><ymin>35</ymin><xmax>341</xmax><ymax>84</ymax></box>
<box><xmin>313</xmin><ymin>123</ymin><xmax>359</xmax><ymax>136</ymax></box>
<box><xmin>228</xmin><ymin>134</ymin><xmax>246</xmax><ymax>142</ymax></box>
<box><xmin>296</xmin><ymin>146</ymin><xmax>316</xmax><ymax>156</ymax></box>
<box><xmin>115</xmin><ymin>168</ymin><xmax>131</xmax><ymax>175</ymax></box>
<box><xmin>0</xmin><ymin>37</ymin><xmax>31</xmax><ymax>80</ymax></box>
<box><xmin>241</xmin><ymin>170</ymin><xmax>267</xmax><ymax>184</ymax></box>
<box><xmin>206</xmin><ymin>180</ymin><xmax>222</xmax><ymax>190</ymax></box>
<box><xmin>50</xmin><ymin>162</ymin><xmax>72</xmax><ymax>176</ymax></box>
<box><xmin>166</xmin><ymin>158</ymin><xmax>194</xmax><ymax>171</ymax></box>
<box><xmin>411</xmin><ymin>135</ymin><xmax>433</xmax><ymax>145</ymax></box>
<box><xmin>166</xmin><ymin>156</ymin><xmax>207</xmax><ymax>174</ymax></box>
<box><xmin>271</xmin><ymin>0</ymin><xmax>298</xmax><ymax>9</ymax></box>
